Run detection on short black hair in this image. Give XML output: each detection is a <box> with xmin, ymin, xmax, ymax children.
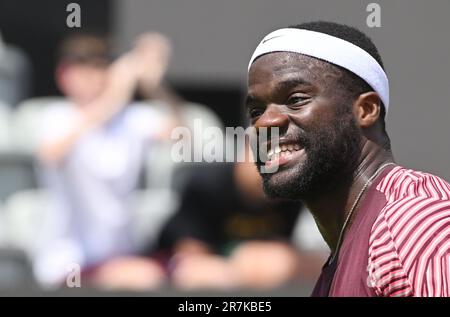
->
<box><xmin>290</xmin><ymin>21</ymin><xmax>390</xmax><ymax>150</ymax></box>
<box><xmin>58</xmin><ymin>33</ymin><xmax>112</xmax><ymax>67</ymax></box>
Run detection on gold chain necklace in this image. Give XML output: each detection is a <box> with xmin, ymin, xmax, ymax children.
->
<box><xmin>329</xmin><ymin>162</ymin><xmax>396</xmax><ymax>264</ymax></box>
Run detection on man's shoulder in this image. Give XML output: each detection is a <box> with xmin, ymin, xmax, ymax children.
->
<box><xmin>378</xmin><ymin>166</ymin><xmax>450</xmax><ymax>204</ymax></box>
<box><xmin>41</xmin><ymin>100</ymin><xmax>76</xmax><ymax>118</ymax></box>
<box><xmin>368</xmin><ymin>166</ymin><xmax>450</xmax><ymax>296</ymax></box>
<box><xmin>375</xmin><ymin>165</ymin><xmax>450</xmax><ymax>230</ymax></box>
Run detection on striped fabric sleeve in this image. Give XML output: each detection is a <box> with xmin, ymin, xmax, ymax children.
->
<box><xmin>369</xmin><ymin>169</ymin><xmax>450</xmax><ymax>297</ymax></box>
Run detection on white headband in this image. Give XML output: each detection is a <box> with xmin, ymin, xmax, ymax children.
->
<box><xmin>248</xmin><ymin>28</ymin><xmax>389</xmax><ymax>111</ymax></box>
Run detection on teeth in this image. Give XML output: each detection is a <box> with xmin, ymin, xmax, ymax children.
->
<box><xmin>278</xmin><ymin>144</ymin><xmax>301</xmax><ymax>152</ymax></box>
<box><xmin>267</xmin><ymin>144</ymin><xmax>302</xmax><ymax>160</ymax></box>
<box><xmin>274</xmin><ymin>145</ymin><xmax>281</xmax><ymax>154</ymax></box>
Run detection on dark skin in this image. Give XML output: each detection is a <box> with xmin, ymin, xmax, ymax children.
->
<box><xmin>246</xmin><ymin>52</ymin><xmax>394</xmax><ymax>253</ymax></box>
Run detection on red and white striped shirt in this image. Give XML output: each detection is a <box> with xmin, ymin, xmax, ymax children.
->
<box><xmin>368</xmin><ymin>166</ymin><xmax>450</xmax><ymax>296</ymax></box>
<box><xmin>312</xmin><ymin>165</ymin><xmax>450</xmax><ymax>297</ymax></box>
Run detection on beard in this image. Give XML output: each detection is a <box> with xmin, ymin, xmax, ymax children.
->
<box><xmin>258</xmin><ymin>108</ymin><xmax>362</xmax><ymax>200</ymax></box>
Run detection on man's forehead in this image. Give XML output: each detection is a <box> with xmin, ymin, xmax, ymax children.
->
<box><xmin>250</xmin><ymin>52</ymin><xmax>309</xmax><ymax>71</ymax></box>
<box><xmin>248</xmin><ymin>52</ymin><xmax>328</xmax><ymax>86</ymax></box>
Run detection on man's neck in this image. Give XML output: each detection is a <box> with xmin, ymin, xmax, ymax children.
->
<box><xmin>304</xmin><ymin>141</ymin><xmax>395</xmax><ymax>253</ymax></box>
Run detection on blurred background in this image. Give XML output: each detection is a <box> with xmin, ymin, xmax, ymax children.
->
<box><xmin>0</xmin><ymin>0</ymin><xmax>449</xmax><ymax>296</ymax></box>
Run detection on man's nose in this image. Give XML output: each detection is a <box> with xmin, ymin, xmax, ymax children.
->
<box><xmin>254</xmin><ymin>105</ymin><xmax>289</xmax><ymax>130</ymax></box>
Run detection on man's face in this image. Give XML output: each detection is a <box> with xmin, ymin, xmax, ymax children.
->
<box><xmin>246</xmin><ymin>52</ymin><xmax>362</xmax><ymax>200</ymax></box>
<box><xmin>57</xmin><ymin>63</ymin><xmax>109</xmax><ymax>106</ymax></box>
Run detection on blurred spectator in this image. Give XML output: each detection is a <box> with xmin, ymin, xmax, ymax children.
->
<box><xmin>158</xmin><ymin>160</ymin><xmax>307</xmax><ymax>290</ymax></box>
<box><xmin>95</xmin><ymin>158</ymin><xmax>327</xmax><ymax>291</ymax></box>
<box><xmin>0</xmin><ymin>31</ymin><xmax>32</xmax><ymax>106</ymax></box>
<box><xmin>32</xmin><ymin>32</ymin><xmax>174</xmax><ymax>287</ymax></box>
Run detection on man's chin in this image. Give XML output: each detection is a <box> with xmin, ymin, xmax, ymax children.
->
<box><xmin>260</xmin><ymin>168</ymin><xmax>306</xmax><ymax>200</ymax></box>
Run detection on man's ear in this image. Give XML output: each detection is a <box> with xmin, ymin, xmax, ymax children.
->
<box><xmin>353</xmin><ymin>92</ymin><xmax>382</xmax><ymax>128</ymax></box>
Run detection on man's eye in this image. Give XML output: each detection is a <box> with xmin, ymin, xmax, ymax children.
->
<box><xmin>249</xmin><ymin>108</ymin><xmax>264</xmax><ymax>119</ymax></box>
<box><xmin>287</xmin><ymin>95</ymin><xmax>309</xmax><ymax>105</ymax></box>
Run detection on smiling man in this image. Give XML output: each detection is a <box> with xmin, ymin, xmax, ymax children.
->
<box><xmin>246</xmin><ymin>21</ymin><xmax>450</xmax><ymax>297</ymax></box>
